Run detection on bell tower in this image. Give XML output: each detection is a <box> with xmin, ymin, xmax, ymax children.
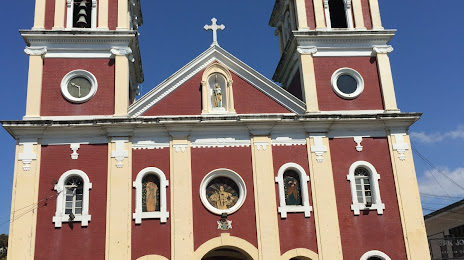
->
<box><xmin>269</xmin><ymin>0</ymin><xmax>397</xmax><ymax>113</ymax></box>
<box><xmin>23</xmin><ymin>0</ymin><xmax>143</xmax><ymax>119</ymax></box>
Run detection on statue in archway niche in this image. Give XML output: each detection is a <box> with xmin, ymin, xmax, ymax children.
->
<box><xmin>142</xmin><ymin>175</ymin><xmax>160</xmax><ymax>212</ymax></box>
<box><xmin>207</xmin><ymin>177</ymin><xmax>239</xmax><ymax>210</ymax></box>
<box><xmin>284</xmin><ymin>170</ymin><xmax>302</xmax><ymax>206</ymax></box>
<box><xmin>212</xmin><ymin>79</ymin><xmax>223</xmax><ymax>108</ymax></box>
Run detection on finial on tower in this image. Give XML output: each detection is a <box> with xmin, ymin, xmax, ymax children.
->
<box><xmin>204</xmin><ymin>18</ymin><xmax>225</xmax><ymax>47</ymax></box>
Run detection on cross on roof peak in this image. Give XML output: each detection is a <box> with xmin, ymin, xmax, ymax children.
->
<box><xmin>204</xmin><ymin>18</ymin><xmax>225</xmax><ymax>47</ymax></box>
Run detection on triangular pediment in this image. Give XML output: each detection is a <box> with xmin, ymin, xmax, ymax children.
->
<box><xmin>129</xmin><ymin>45</ymin><xmax>305</xmax><ymax>117</ymax></box>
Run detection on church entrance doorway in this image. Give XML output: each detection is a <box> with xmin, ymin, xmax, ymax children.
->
<box><xmin>202</xmin><ymin>247</ymin><xmax>253</xmax><ymax>260</ymax></box>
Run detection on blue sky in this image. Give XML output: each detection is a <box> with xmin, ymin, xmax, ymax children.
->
<box><xmin>0</xmin><ymin>0</ymin><xmax>463</xmax><ymax>234</ymax></box>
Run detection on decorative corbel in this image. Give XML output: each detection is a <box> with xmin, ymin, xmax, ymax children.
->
<box><xmin>111</xmin><ymin>138</ymin><xmax>129</xmax><ymax>168</ymax></box>
<box><xmin>372</xmin><ymin>46</ymin><xmax>394</xmax><ymax>56</ymax></box>
<box><xmin>254</xmin><ymin>141</ymin><xmax>269</xmax><ymax>151</ymax></box>
<box><xmin>24</xmin><ymin>47</ymin><xmax>47</xmax><ymax>56</ymax></box>
<box><xmin>70</xmin><ymin>143</ymin><xmax>80</xmax><ymax>160</ymax></box>
<box><xmin>353</xmin><ymin>136</ymin><xmax>363</xmax><ymax>152</ymax></box>
<box><xmin>110</xmin><ymin>47</ymin><xmax>135</xmax><ymax>62</ymax></box>
<box><xmin>18</xmin><ymin>140</ymin><xmax>38</xmax><ymax>171</ymax></box>
<box><xmin>392</xmin><ymin>133</ymin><xmax>409</xmax><ymax>161</ymax></box>
<box><xmin>297</xmin><ymin>46</ymin><xmax>317</xmax><ymax>55</ymax></box>
<box><xmin>310</xmin><ymin>135</ymin><xmax>327</xmax><ymax>163</ymax></box>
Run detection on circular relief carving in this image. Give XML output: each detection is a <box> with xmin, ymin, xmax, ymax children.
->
<box><xmin>200</xmin><ymin>169</ymin><xmax>247</xmax><ymax>215</ymax></box>
<box><xmin>331</xmin><ymin>67</ymin><xmax>364</xmax><ymax>99</ymax></box>
<box><xmin>61</xmin><ymin>70</ymin><xmax>98</xmax><ymax>103</ymax></box>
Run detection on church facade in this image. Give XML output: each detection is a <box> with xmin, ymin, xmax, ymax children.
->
<box><xmin>3</xmin><ymin>0</ymin><xmax>430</xmax><ymax>259</ymax></box>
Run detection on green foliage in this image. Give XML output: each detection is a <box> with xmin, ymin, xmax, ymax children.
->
<box><xmin>0</xmin><ymin>234</ymin><xmax>7</xmax><ymax>258</ymax></box>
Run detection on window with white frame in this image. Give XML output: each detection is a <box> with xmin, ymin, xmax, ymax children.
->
<box><xmin>324</xmin><ymin>0</ymin><xmax>354</xmax><ymax>29</ymax></box>
<box><xmin>360</xmin><ymin>250</ymin><xmax>392</xmax><ymax>260</ymax></box>
<box><xmin>275</xmin><ymin>163</ymin><xmax>312</xmax><ymax>218</ymax></box>
<box><xmin>133</xmin><ymin>167</ymin><xmax>169</xmax><ymax>224</ymax></box>
<box><xmin>347</xmin><ymin>161</ymin><xmax>385</xmax><ymax>215</ymax></box>
<box><xmin>67</xmin><ymin>0</ymin><xmax>97</xmax><ymax>29</ymax></box>
<box><xmin>53</xmin><ymin>170</ymin><xmax>92</xmax><ymax>228</ymax></box>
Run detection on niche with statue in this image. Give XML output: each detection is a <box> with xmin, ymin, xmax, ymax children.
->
<box><xmin>201</xmin><ymin>63</ymin><xmax>236</xmax><ymax>114</ymax></box>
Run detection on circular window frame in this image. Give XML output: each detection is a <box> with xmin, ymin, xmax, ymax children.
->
<box><xmin>199</xmin><ymin>168</ymin><xmax>247</xmax><ymax>215</ymax></box>
<box><xmin>60</xmin><ymin>70</ymin><xmax>98</xmax><ymax>103</ymax></box>
<box><xmin>331</xmin><ymin>67</ymin><xmax>364</xmax><ymax>99</ymax></box>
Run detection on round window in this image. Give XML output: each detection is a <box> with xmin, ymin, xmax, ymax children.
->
<box><xmin>61</xmin><ymin>70</ymin><xmax>98</xmax><ymax>103</ymax></box>
<box><xmin>200</xmin><ymin>169</ymin><xmax>247</xmax><ymax>215</ymax></box>
<box><xmin>331</xmin><ymin>68</ymin><xmax>364</xmax><ymax>99</ymax></box>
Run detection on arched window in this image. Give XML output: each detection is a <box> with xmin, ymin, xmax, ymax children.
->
<box><xmin>67</xmin><ymin>0</ymin><xmax>97</xmax><ymax>29</ymax></box>
<box><xmin>201</xmin><ymin>63</ymin><xmax>236</xmax><ymax>114</ymax></box>
<box><xmin>347</xmin><ymin>161</ymin><xmax>385</xmax><ymax>215</ymax></box>
<box><xmin>133</xmin><ymin>167</ymin><xmax>169</xmax><ymax>224</ymax></box>
<box><xmin>360</xmin><ymin>250</ymin><xmax>392</xmax><ymax>260</ymax></box>
<box><xmin>324</xmin><ymin>0</ymin><xmax>354</xmax><ymax>29</ymax></box>
<box><xmin>53</xmin><ymin>170</ymin><xmax>92</xmax><ymax>227</ymax></box>
<box><xmin>275</xmin><ymin>163</ymin><xmax>312</xmax><ymax>218</ymax></box>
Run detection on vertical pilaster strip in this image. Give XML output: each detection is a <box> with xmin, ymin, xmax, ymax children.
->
<box><xmin>373</xmin><ymin>47</ymin><xmax>399</xmax><ymax>111</ymax></box>
<box><xmin>98</xmin><ymin>0</ymin><xmax>109</xmax><ymax>29</ymax></box>
<box><xmin>24</xmin><ymin>47</ymin><xmax>47</xmax><ymax>118</ymax></box>
<box><xmin>53</xmin><ymin>0</ymin><xmax>65</xmax><ymax>29</ymax></box>
<box><xmin>387</xmin><ymin>132</ymin><xmax>430</xmax><ymax>259</ymax></box>
<box><xmin>250</xmin><ymin>136</ymin><xmax>281</xmax><ymax>260</ymax></box>
<box><xmin>294</xmin><ymin>0</ymin><xmax>309</xmax><ymax>30</ymax></box>
<box><xmin>352</xmin><ymin>0</ymin><xmax>366</xmax><ymax>29</ymax></box>
<box><xmin>117</xmin><ymin>0</ymin><xmax>129</xmax><ymax>29</ymax></box>
<box><xmin>313</xmin><ymin>0</ymin><xmax>326</xmax><ymax>29</ymax></box>
<box><xmin>105</xmin><ymin>138</ymin><xmax>132</xmax><ymax>260</ymax></box>
<box><xmin>170</xmin><ymin>137</ymin><xmax>194</xmax><ymax>259</ymax></box>
<box><xmin>306</xmin><ymin>134</ymin><xmax>343</xmax><ymax>260</ymax></box>
<box><xmin>111</xmin><ymin>48</ymin><xmax>132</xmax><ymax>116</ymax></box>
<box><xmin>298</xmin><ymin>47</ymin><xmax>319</xmax><ymax>113</ymax></box>
<box><xmin>8</xmin><ymin>140</ymin><xmax>41</xmax><ymax>260</ymax></box>
<box><xmin>227</xmin><ymin>81</ymin><xmax>236</xmax><ymax>113</ymax></box>
<box><xmin>369</xmin><ymin>0</ymin><xmax>383</xmax><ymax>30</ymax></box>
<box><xmin>33</xmin><ymin>0</ymin><xmax>47</xmax><ymax>29</ymax></box>
<box><xmin>201</xmin><ymin>81</ymin><xmax>208</xmax><ymax>114</ymax></box>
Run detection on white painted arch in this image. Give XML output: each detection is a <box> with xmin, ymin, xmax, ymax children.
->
<box><xmin>360</xmin><ymin>250</ymin><xmax>391</xmax><ymax>260</ymax></box>
<box><xmin>194</xmin><ymin>233</ymin><xmax>258</xmax><ymax>260</ymax></box>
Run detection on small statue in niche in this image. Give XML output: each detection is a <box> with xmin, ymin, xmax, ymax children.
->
<box><xmin>212</xmin><ymin>75</ymin><xmax>223</xmax><ymax>108</ymax></box>
<box><xmin>145</xmin><ymin>181</ymin><xmax>158</xmax><ymax>212</ymax></box>
<box><xmin>284</xmin><ymin>171</ymin><xmax>302</xmax><ymax>206</ymax></box>
<box><xmin>142</xmin><ymin>175</ymin><xmax>160</xmax><ymax>212</ymax></box>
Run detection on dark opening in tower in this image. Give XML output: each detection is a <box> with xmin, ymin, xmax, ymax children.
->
<box><xmin>73</xmin><ymin>0</ymin><xmax>92</xmax><ymax>28</ymax></box>
<box><xmin>329</xmin><ymin>0</ymin><xmax>348</xmax><ymax>28</ymax></box>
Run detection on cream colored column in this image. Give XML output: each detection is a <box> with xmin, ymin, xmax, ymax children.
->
<box><xmin>373</xmin><ymin>46</ymin><xmax>399</xmax><ymax>111</ymax></box>
<box><xmin>294</xmin><ymin>0</ymin><xmax>309</xmax><ymax>30</ymax></box>
<box><xmin>227</xmin><ymin>81</ymin><xmax>236</xmax><ymax>113</ymax></box>
<box><xmin>7</xmin><ymin>140</ymin><xmax>41</xmax><ymax>260</ymax></box>
<box><xmin>170</xmin><ymin>136</ymin><xmax>194</xmax><ymax>259</ymax></box>
<box><xmin>33</xmin><ymin>0</ymin><xmax>46</xmax><ymax>29</ymax></box>
<box><xmin>369</xmin><ymin>0</ymin><xmax>384</xmax><ymax>30</ymax></box>
<box><xmin>53</xmin><ymin>0</ymin><xmax>66</xmax><ymax>29</ymax></box>
<box><xmin>352</xmin><ymin>0</ymin><xmax>366</xmax><ymax>29</ymax></box>
<box><xmin>105</xmin><ymin>137</ymin><xmax>132</xmax><ymax>260</ymax></box>
<box><xmin>117</xmin><ymin>0</ymin><xmax>130</xmax><ymax>29</ymax></box>
<box><xmin>24</xmin><ymin>47</ymin><xmax>47</xmax><ymax>118</ymax></box>
<box><xmin>250</xmin><ymin>136</ymin><xmax>281</xmax><ymax>260</ymax></box>
<box><xmin>298</xmin><ymin>47</ymin><xmax>320</xmax><ymax>113</ymax></box>
<box><xmin>388</xmin><ymin>132</ymin><xmax>430</xmax><ymax>260</ymax></box>
<box><xmin>111</xmin><ymin>48</ymin><xmax>131</xmax><ymax>116</ymax></box>
<box><xmin>313</xmin><ymin>0</ymin><xmax>326</xmax><ymax>29</ymax></box>
<box><xmin>98</xmin><ymin>0</ymin><xmax>109</xmax><ymax>29</ymax></box>
<box><xmin>306</xmin><ymin>134</ymin><xmax>343</xmax><ymax>260</ymax></box>
<box><xmin>201</xmin><ymin>81</ymin><xmax>209</xmax><ymax>114</ymax></box>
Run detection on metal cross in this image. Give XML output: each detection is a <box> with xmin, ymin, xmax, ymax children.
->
<box><xmin>204</xmin><ymin>18</ymin><xmax>225</xmax><ymax>46</ymax></box>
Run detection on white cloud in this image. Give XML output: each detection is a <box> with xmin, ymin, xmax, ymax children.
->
<box><xmin>411</xmin><ymin>126</ymin><xmax>464</xmax><ymax>144</ymax></box>
<box><xmin>418</xmin><ymin>167</ymin><xmax>464</xmax><ymax>198</ymax></box>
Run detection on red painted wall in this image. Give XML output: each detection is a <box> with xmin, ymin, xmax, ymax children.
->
<box><xmin>330</xmin><ymin>138</ymin><xmax>407</xmax><ymax>260</ymax></box>
<box><xmin>143</xmin><ymin>66</ymin><xmax>290</xmax><ymax>116</ymax></box>
<box><xmin>361</xmin><ymin>0</ymin><xmax>373</xmax><ymax>30</ymax></box>
<box><xmin>41</xmin><ymin>58</ymin><xmax>115</xmax><ymax>116</ymax></box>
<box><xmin>45</xmin><ymin>0</ymin><xmax>55</xmax><ymax>30</ymax></box>
<box><xmin>287</xmin><ymin>70</ymin><xmax>303</xmax><ymax>101</ymax></box>
<box><xmin>272</xmin><ymin>145</ymin><xmax>318</xmax><ymax>255</ymax></box>
<box><xmin>313</xmin><ymin>57</ymin><xmax>384</xmax><ymax>111</ymax></box>
<box><xmin>191</xmin><ymin>147</ymin><xmax>258</xmax><ymax>250</ymax></box>
<box><xmin>109</xmin><ymin>0</ymin><xmax>118</xmax><ymax>30</ymax></box>
<box><xmin>305</xmin><ymin>0</ymin><xmax>316</xmax><ymax>29</ymax></box>
<box><xmin>131</xmin><ymin>148</ymin><xmax>171</xmax><ymax>260</ymax></box>
<box><xmin>35</xmin><ymin>144</ymin><xmax>108</xmax><ymax>260</ymax></box>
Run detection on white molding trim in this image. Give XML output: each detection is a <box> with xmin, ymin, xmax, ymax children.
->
<box><xmin>297</xmin><ymin>46</ymin><xmax>317</xmax><ymax>55</ymax></box>
<box><xmin>360</xmin><ymin>250</ymin><xmax>391</xmax><ymax>260</ymax></box>
<box><xmin>52</xmin><ymin>170</ymin><xmax>92</xmax><ymax>228</ymax></box>
<box><xmin>347</xmin><ymin>161</ymin><xmax>385</xmax><ymax>215</ymax></box>
<box><xmin>331</xmin><ymin>67</ymin><xmax>364</xmax><ymax>99</ymax></box>
<box><xmin>60</xmin><ymin>70</ymin><xmax>98</xmax><ymax>104</ymax></box>
<box><xmin>173</xmin><ymin>143</ymin><xmax>188</xmax><ymax>153</ymax></box>
<box><xmin>70</xmin><ymin>143</ymin><xmax>80</xmax><ymax>159</ymax></box>
<box><xmin>111</xmin><ymin>47</ymin><xmax>135</xmax><ymax>62</ymax></box>
<box><xmin>353</xmin><ymin>136</ymin><xmax>364</xmax><ymax>152</ymax></box>
<box><xmin>18</xmin><ymin>140</ymin><xmax>38</xmax><ymax>171</ymax></box>
<box><xmin>24</xmin><ymin>46</ymin><xmax>47</xmax><ymax>56</ymax></box>
<box><xmin>372</xmin><ymin>45</ymin><xmax>394</xmax><ymax>55</ymax></box>
<box><xmin>111</xmin><ymin>138</ymin><xmax>129</xmax><ymax>168</ymax></box>
<box><xmin>253</xmin><ymin>141</ymin><xmax>268</xmax><ymax>151</ymax></box>
<box><xmin>133</xmin><ymin>167</ymin><xmax>169</xmax><ymax>224</ymax></box>
<box><xmin>309</xmin><ymin>134</ymin><xmax>327</xmax><ymax>163</ymax></box>
<box><xmin>275</xmin><ymin>163</ymin><xmax>312</xmax><ymax>218</ymax></box>
<box><xmin>199</xmin><ymin>169</ymin><xmax>247</xmax><ymax>215</ymax></box>
<box><xmin>191</xmin><ymin>137</ymin><xmax>250</xmax><ymax>149</ymax></box>
<box><xmin>66</xmin><ymin>0</ymin><xmax>97</xmax><ymax>29</ymax></box>
<box><xmin>391</xmin><ymin>132</ymin><xmax>409</xmax><ymax>161</ymax></box>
